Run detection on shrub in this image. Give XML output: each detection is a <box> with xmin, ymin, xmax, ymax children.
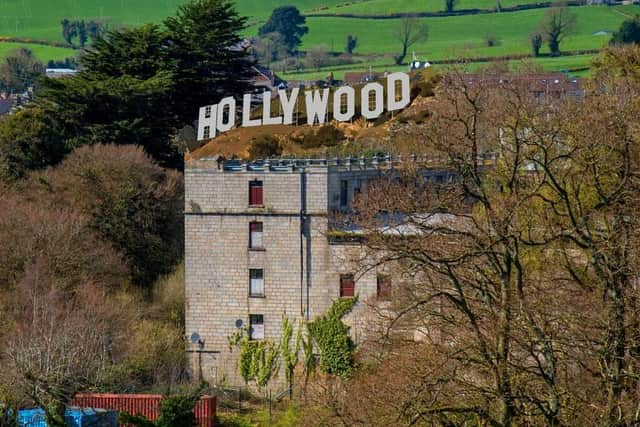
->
<box><xmin>248</xmin><ymin>134</ymin><xmax>282</xmax><ymax>159</ymax></box>
<box><xmin>29</xmin><ymin>144</ymin><xmax>184</xmax><ymax>288</ymax></box>
<box><xmin>300</xmin><ymin>125</ymin><xmax>344</xmax><ymax>149</ymax></box>
<box><xmin>484</xmin><ymin>32</ymin><xmax>500</xmax><ymax>47</ymax></box>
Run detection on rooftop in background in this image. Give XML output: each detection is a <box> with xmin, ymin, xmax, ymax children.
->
<box><xmin>45</xmin><ymin>68</ymin><xmax>78</xmax><ymax>78</ymax></box>
<box><xmin>451</xmin><ymin>72</ymin><xmax>585</xmax><ymax>98</ymax></box>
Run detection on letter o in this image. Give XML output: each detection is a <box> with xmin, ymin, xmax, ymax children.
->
<box><xmin>361</xmin><ymin>82</ymin><xmax>384</xmax><ymax>120</ymax></box>
<box><xmin>333</xmin><ymin>86</ymin><xmax>355</xmax><ymax>122</ymax></box>
<box><xmin>217</xmin><ymin>96</ymin><xmax>236</xmax><ymax>132</ymax></box>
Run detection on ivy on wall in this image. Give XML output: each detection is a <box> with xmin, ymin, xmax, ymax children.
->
<box><xmin>228</xmin><ymin>298</ymin><xmax>357</xmax><ymax>391</ymax></box>
<box><xmin>307</xmin><ymin>297</ymin><xmax>357</xmax><ymax>379</ymax></box>
<box><xmin>228</xmin><ymin>330</ymin><xmax>280</xmax><ymax>390</ymax></box>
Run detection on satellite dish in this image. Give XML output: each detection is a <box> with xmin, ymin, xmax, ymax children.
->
<box><xmin>190</xmin><ymin>332</ymin><xmax>201</xmax><ymax>344</ymax></box>
<box><xmin>235</xmin><ymin>319</ymin><xmax>244</xmax><ymax>328</ymax></box>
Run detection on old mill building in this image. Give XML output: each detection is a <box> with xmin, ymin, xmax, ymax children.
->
<box><xmin>184</xmin><ymin>155</ymin><xmax>461</xmax><ymax>386</ymax></box>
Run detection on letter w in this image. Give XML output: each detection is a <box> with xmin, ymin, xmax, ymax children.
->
<box><xmin>304</xmin><ymin>89</ymin><xmax>329</xmax><ymax>125</ymax></box>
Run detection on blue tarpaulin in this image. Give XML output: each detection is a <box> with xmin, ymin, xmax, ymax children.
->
<box><xmin>17</xmin><ymin>407</ymin><xmax>117</xmax><ymax>427</ymax></box>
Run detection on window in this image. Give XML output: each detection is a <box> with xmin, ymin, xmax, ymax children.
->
<box><xmin>340</xmin><ymin>274</ymin><xmax>355</xmax><ymax>298</ymax></box>
<box><xmin>249</xmin><ymin>269</ymin><xmax>264</xmax><ymax>297</ymax></box>
<box><xmin>204</xmin><ymin>105</ymin><xmax>212</xmax><ymax>118</ymax></box>
<box><xmin>203</xmin><ymin>125</ymin><xmax>210</xmax><ymax>140</ymax></box>
<box><xmin>340</xmin><ymin>180</ymin><xmax>348</xmax><ymax>208</ymax></box>
<box><xmin>249</xmin><ymin>221</ymin><xmax>263</xmax><ymax>249</ymax></box>
<box><xmin>249</xmin><ymin>180</ymin><xmax>263</xmax><ymax>206</ymax></box>
<box><xmin>377</xmin><ymin>275</ymin><xmax>392</xmax><ymax>300</ymax></box>
<box><xmin>249</xmin><ymin>314</ymin><xmax>264</xmax><ymax>340</ymax></box>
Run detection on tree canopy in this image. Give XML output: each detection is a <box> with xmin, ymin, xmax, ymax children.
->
<box><xmin>611</xmin><ymin>15</ymin><xmax>640</xmax><ymax>45</ymax></box>
<box><xmin>24</xmin><ymin>0</ymin><xmax>254</xmax><ymax>172</ymax></box>
<box><xmin>258</xmin><ymin>6</ymin><xmax>308</xmax><ymax>54</ymax></box>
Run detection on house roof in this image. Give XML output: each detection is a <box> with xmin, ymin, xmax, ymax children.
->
<box><xmin>451</xmin><ymin>72</ymin><xmax>584</xmax><ymax>97</ymax></box>
<box><xmin>252</xmin><ymin>65</ymin><xmax>287</xmax><ymax>88</ymax></box>
<box><xmin>343</xmin><ymin>71</ymin><xmax>386</xmax><ymax>86</ymax></box>
<box><xmin>0</xmin><ymin>98</ymin><xmax>14</xmax><ymax>115</ymax></box>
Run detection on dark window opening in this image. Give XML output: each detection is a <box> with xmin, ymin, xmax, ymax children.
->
<box><xmin>377</xmin><ymin>275</ymin><xmax>392</xmax><ymax>300</ymax></box>
<box><xmin>249</xmin><ymin>180</ymin><xmax>263</xmax><ymax>206</ymax></box>
<box><xmin>340</xmin><ymin>180</ymin><xmax>348</xmax><ymax>208</ymax></box>
<box><xmin>340</xmin><ymin>274</ymin><xmax>355</xmax><ymax>298</ymax></box>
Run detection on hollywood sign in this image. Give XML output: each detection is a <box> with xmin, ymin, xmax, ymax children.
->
<box><xmin>197</xmin><ymin>72</ymin><xmax>411</xmax><ymax>141</ymax></box>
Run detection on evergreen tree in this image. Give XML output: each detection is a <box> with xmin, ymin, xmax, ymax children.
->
<box><xmin>611</xmin><ymin>15</ymin><xmax>640</xmax><ymax>45</ymax></box>
<box><xmin>164</xmin><ymin>0</ymin><xmax>255</xmax><ymax>125</ymax></box>
<box><xmin>259</xmin><ymin>6</ymin><xmax>308</xmax><ymax>54</ymax></box>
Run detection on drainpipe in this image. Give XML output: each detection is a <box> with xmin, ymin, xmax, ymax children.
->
<box><xmin>300</xmin><ymin>169</ymin><xmax>311</xmax><ymax>320</ymax></box>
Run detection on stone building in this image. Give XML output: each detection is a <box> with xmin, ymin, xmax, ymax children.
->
<box><xmin>184</xmin><ymin>156</ymin><xmax>454</xmax><ymax>386</ymax></box>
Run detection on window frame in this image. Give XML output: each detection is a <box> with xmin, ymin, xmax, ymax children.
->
<box><xmin>376</xmin><ymin>274</ymin><xmax>392</xmax><ymax>300</ymax></box>
<box><xmin>249</xmin><ymin>180</ymin><xmax>264</xmax><ymax>207</ymax></box>
<box><xmin>249</xmin><ymin>268</ymin><xmax>265</xmax><ymax>297</ymax></box>
<box><xmin>249</xmin><ymin>221</ymin><xmax>264</xmax><ymax>250</ymax></box>
<box><xmin>340</xmin><ymin>274</ymin><xmax>355</xmax><ymax>298</ymax></box>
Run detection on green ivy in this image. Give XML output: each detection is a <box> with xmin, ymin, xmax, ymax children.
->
<box><xmin>281</xmin><ymin>316</ymin><xmax>302</xmax><ymax>396</ymax></box>
<box><xmin>307</xmin><ymin>297</ymin><xmax>357</xmax><ymax>379</ymax></box>
<box><xmin>228</xmin><ymin>329</ymin><xmax>280</xmax><ymax>390</ymax></box>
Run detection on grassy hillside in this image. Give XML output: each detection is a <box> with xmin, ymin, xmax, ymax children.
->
<box><xmin>0</xmin><ymin>0</ymin><xmax>637</xmax><ymax>72</ymax></box>
<box><xmin>0</xmin><ymin>42</ymin><xmax>72</xmax><ymax>61</ymax></box>
<box><xmin>295</xmin><ymin>7</ymin><xmax>631</xmax><ymax>58</ymax></box>
<box><xmin>308</xmin><ymin>0</ymin><xmax>550</xmax><ymax>15</ymax></box>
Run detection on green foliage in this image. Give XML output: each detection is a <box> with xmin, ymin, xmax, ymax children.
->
<box><xmin>229</xmin><ymin>329</ymin><xmax>280</xmax><ymax>389</ymax></box>
<box><xmin>120</xmin><ymin>388</ymin><xmax>201</xmax><ymax>427</ymax></box>
<box><xmin>280</xmin><ymin>316</ymin><xmax>302</xmax><ymax>394</ymax></box>
<box><xmin>530</xmin><ymin>32</ymin><xmax>543</xmax><ymax>57</ymax></box>
<box><xmin>345</xmin><ymin>34</ymin><xmax>358</xmax><ymax>54</ymax></box>
<box><xmin>445</xmin><ymin>0</ymin><xmax>457</xmax><ymax>13</ymax></box>
<box><xmin>0</xmin><ymin>106</ymin><xmax>67</xmax><ymax>182</ymax></box>
<box><xmin>611</xmin><ymin>15</ymin><xmax>640</xmax><ymax>45</ymax></box>
<box><xmin>259</xmin><ymin>6</ymin><xmax>309</xmax><ymax>54</ymax></box>
<box><xmin>307</xmin><ymin>297</ymin><xmax>357</xmax><ymax>378</ymax></box>
<box><xmin>30</xmin><ymin>0</ymin><xmax>254</xmax><ymax>171</ymax></box>
<box><xmin>248</xmin><ymin>134</ymin><xmax>282</xmax><ymax>159</ymax></box>
<box><xmin>164</xmin><ymin>0</ymin><xmax>255</xmax><ymax>125</ymax></box>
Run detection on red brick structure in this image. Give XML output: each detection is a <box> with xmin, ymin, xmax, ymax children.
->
<box><xmin>72</xmin><ymin>393</ymin><xmax>216</xmax><ymax>427</ymax></box>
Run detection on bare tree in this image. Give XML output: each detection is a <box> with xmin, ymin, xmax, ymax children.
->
<box><xmin>307</xmin><ymin>65</ymin><xmax>640</xmax><ymax>425</ymax></box>
<box><xmin>537</xmin><ymin>6</ymin><xmax>577</xmax><ymax>56</ymax></box>
<box><xmin>393</xmin><ymin>17</ymin><xmax>428</xmax><ymax>65</ymax></box>
<box><xmin>3</xmin><ymin>267</ymin><xmax>124</xmax><ymax>426</ymax></box>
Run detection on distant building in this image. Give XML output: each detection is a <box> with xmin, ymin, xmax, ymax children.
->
<box><xmin>0</xmin><ymin>98</ymin><xmax>14</xmax><ymax>116</ymax></box>
<box><xmin>252</xmin><ymin>65</ymin><xmax>288</xmax><ymax>92</ymax></box>
<box><xmin>343</xmin><ymin>70</ymin><xmax>388</xmax><ymax>86</ymax></box>
<box><xmin>410</xmin><ymin>60</ymin><xmax>431</xmax><ymax>71</ymax></box>
<box><xmin>45</xmin><ymin>68</ymin><xmax>77</xmax><ymax>78</ymax></box>
<box><xmin>451</xmin><ymin>72</ymin><xmax>585</xmax><ymax>100</ymax></box>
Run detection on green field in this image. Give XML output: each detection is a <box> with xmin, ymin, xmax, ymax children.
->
<box><xmin>294</xmin><ymin>6</ymin><xmax>635</xmax><ymax>58</ymax></box>
<box><xmin>0</xmin><ymin>0</ymin><xmax>637</xmax><ymax>72</ymax></box>
<box><xmin>308</xmin><ymin>0</ymin><xmax>554</xmax><ymax>15</ymax></box>
<box><xmin>279</xmin><ymin>53</ymin><xmax>596</xmax><ymax>81</ymax></box>
<box><xmin>0</xmin><ymin>0</ymin><xmax>345</xmax><ymax>42</ymax></box>
<box><xmin>0</xmin><ymin>41</ymin><xmax>74</xmax><ymax>61</ymax></box>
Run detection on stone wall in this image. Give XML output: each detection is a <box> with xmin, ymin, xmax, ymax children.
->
<box><xmin>184</xmin><ymin>160</ymin><xmax>393</xmax><ymax>387</ymax></box>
